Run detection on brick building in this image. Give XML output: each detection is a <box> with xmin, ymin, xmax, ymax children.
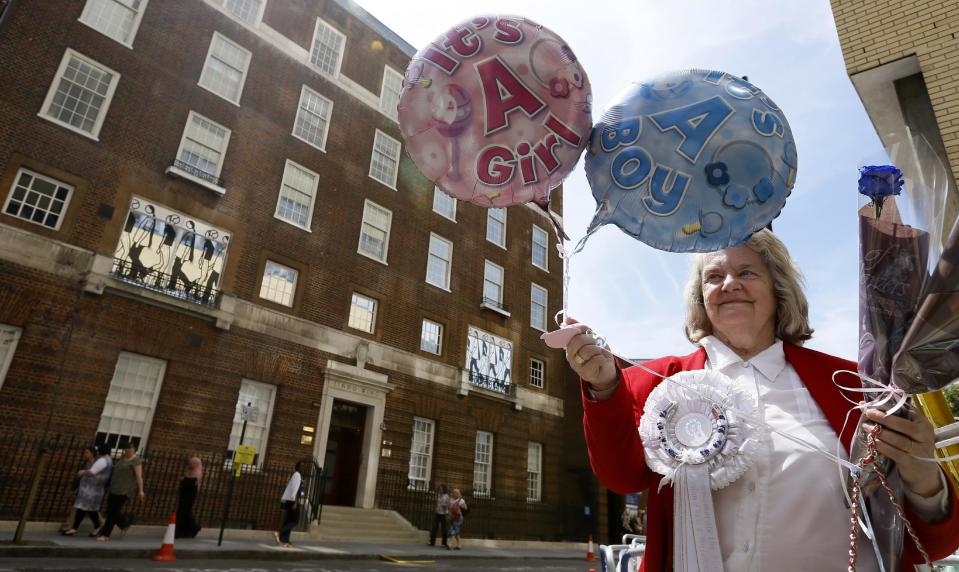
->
<box><xmin>831</xmin><ymin>0</ymin><xmax>959</xmax><ymax>224</ymax></box>
<box><xmin>0</xmin><ymin>0</ymin><xmax>598</xmax><ymax>539</ymax></box>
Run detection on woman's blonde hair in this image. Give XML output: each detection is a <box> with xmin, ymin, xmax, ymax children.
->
<box><xmin>683</xmin><ymin>229</ymin><xmax>813</xmax><ymax>345</ymax></box>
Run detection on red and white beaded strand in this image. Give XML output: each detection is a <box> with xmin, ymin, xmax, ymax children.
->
<box><xmin>847</xmin><ymin>424</ymin><xmax>932</xmax><ymax>571</ymax></box>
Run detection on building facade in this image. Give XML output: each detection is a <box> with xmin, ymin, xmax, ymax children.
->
<box><xmin>831</xmin><ymin>0</ymin><xmax>959</xmax><ymax>225</ymax></box>
<box><xmin>0</xmin><ymin>0</ymin><xmax>597</xmax><ymax>539</ymax></box>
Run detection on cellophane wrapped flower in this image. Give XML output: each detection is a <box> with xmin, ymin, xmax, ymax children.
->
<box><xmin>857</xmin><ymin>165</ymin><xmax>903</xmax><ymax>218</ymax></box>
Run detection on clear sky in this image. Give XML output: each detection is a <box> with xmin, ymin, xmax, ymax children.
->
<box><xmin>355</xmin><ymin>0</ymin><xmax>885</xmax><ymax>361</ymax></box>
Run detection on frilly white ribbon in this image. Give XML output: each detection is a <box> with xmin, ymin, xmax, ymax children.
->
<box><xmin>640</xmin><ymin>370</ymin><xmax>760</xmax><ymax>572</ymax></box>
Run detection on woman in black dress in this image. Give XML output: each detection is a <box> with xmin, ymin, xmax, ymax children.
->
<box><xmin>175</xmin><ymin>456</ymin><xmax>202</xmax><ymax>538</ymax></box>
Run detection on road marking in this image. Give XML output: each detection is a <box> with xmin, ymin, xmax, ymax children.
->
<box><xmin>257</xmin><ymin>542</ymin><xmax>305</xmax><ymax>551</ymax></box>
<box><xmin>302</xmin><ymin>545</ymin><xmax>349</xmax><ymax>554</ymax></box>
<box><xmin>378</xmin><ymin>554</ymin><xmax>435</xmax><ymax>565</ymax></box>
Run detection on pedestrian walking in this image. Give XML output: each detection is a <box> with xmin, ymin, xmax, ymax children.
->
<box><xmin>96</xmin><ymin>440</ymin><xmax>144</xmax><ymax>541</ymax></box>
<box><xmin>175</xmin><ymin>456</ymin><xmax>203</xmax><ymax>538</ymax></box>
<box><xmin>62</xmin><ymin>445</ymin><xmax>111</xmax><ymax>536</ymax></box>
<box><xmin>428</xmin><ymin>484</ymin><xmax>450</xmax><ymax>547</ymax></box>
<box><xmin>57</xmin><ymin>447</ymin><xmax>88</xmax><ymax>534</ymax></box>
<box><xmin>447</xmin><ymin>488</ymin><xmax>467</xmax><ymax>550</ymax></box>
<box><xmin>273</xmin><ymin>460</ymin><xmax>303</xmax><ymax>548</ymax></box>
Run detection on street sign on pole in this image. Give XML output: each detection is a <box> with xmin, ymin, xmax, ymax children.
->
<box><xmin>234</xmin><ymin>444</ymin><xmax>256</xmax><ymax>466</ymax></box>
<box><xmin>219</xmin><ymin>402</ymin><xmax>252</xmax><ymax>546</ymax></box>
<box><xmin>240</xmin><ymin>403</ymin><xmax>258</xmax><ymax>422</ymax></box>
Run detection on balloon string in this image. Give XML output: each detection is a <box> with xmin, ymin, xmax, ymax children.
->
<box><xmin>608</xmin><ymin>351</ymin><xmax>862</xmax><ymax>473</ymax></box>
<box><xmin>847</xmin><ymin>425</ymin><xmax>932</xmax><ymax>571</ymax></box>
<box><xmin>549</xmin><ymin>216</ymin><xmax>597</xmax><ymax>329</ymax></box>
<box><xmin>830</xmin><ymin>369</ymin><xmax>948</xmax><ymax>465</ymax></box>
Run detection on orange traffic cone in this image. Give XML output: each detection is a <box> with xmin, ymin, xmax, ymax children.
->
<box><xmin>152</xmin><ymin>512</ymin><xmax>177</xmax><ymax>561</ymax></box>
<box><xmin>586</xmin><ymin>534</ymin><xmax>597</xmax><ymax>561</ymax></box>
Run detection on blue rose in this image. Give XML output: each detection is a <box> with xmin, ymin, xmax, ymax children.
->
<box><xmin>858</xmin><ymin>165</ymin><xmax>903</xmax><ymax>201</ymax></box>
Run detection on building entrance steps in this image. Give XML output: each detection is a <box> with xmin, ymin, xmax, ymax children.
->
<box><xmin>310</xmin><ymin>505</ymin><xmax>425</xmax><ymax>544</ymax></box>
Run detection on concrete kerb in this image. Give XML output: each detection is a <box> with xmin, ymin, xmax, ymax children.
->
<box><xmin>0</xmin><ymin>521</ymin><xmax>587</xmax><ymax>561</ymax></box>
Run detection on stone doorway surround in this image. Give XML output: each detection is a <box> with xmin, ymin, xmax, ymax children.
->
<box><xmin>314</xmin><ymin>354</ymin><xmax>393</xmax><ymax>509</ymax></box>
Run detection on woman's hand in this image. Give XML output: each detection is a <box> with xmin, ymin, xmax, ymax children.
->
<box><xmin>863</xmin><ymin>407</ymin><xmax>943</xmax><ymax>498</ymax></box>
<box><xmin>564</xmin><ymin>322</ymin><xmax>617</xmax><ymax>391</ymax></box>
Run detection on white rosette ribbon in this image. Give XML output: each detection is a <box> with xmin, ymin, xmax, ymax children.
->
<box><xmin>638</xmin><ymin>370</ymin><xmax>763</xmax><ymax>572</ymax></box>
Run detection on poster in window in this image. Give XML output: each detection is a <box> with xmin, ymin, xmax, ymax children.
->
<box><xmin>113</xmin><ymin>196</ymin><xmax>230</xmax><ymax>305</ymax></box>
<box><xmin>465</xmin><ymin>326</ymin><xmax>512</xmax><ymax>393</ymax></box>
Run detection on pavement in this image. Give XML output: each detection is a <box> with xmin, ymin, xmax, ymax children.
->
<box><xmin>0</xmin><ymin>522</ymin><xmax>589</xmax><ymax>562</ymax></box>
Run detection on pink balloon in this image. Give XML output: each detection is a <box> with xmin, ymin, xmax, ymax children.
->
<box><xmin>398</xmin><ymin>16</ymin><xmax>592</xmax><ymax>208</ymax></box>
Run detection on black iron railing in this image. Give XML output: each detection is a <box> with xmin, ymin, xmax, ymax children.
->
<box><xmin>0</xmin><ymin>427</ymin><xmax>317</xmax><ymax>531</ymax></box>
<box><xmin>111</xmin><ymin>258</ymin><xmax>219</xmax><ymax>307</ymax></box>
<box><xmin>468</xmin><ymin>372</ymin><xmax>515</xmax><ymax>396</ymax></box>
<box><xmin>171</xmin><ymin>160</ymin><xmax>224</xmax><ymax>187</ymax></box>
<box><xmin>375</xmin><ymin>468</ymin><xmax>562</xmax><ymax>541</ymax></box>
<box><xmin>481</xmin><ymin>297</ymin><xmax>511</xmax><ymax>314</ymax></box>
<box><xmin>305</xmin><ymin>458</ymin><xmax>324</xmax><ymax>524</ymax></box>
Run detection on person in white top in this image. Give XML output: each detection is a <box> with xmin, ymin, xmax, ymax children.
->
<box><xmin>274</xmin><ymin>461</ymin><xmax>304</xmax><ymax>548</ymax></box>
<box><xmin>564</xmin><ymin>229</ymin><xmax>959</xmax><ymax>571</ymax></box>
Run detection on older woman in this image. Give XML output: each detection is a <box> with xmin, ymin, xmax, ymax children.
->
<box><xmin>566</xmin><ymin>230</ymin><xmax>959</xmax><ymax>571</ymax></box>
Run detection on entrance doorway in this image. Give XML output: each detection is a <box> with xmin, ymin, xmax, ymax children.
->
<box><xmin>322</xmin><ymin>399</ymin><xmax>367</xmax><ymax>506</ymax></box>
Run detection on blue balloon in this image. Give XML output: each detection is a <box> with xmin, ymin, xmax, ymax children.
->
<box><xmin>584</xmin><ymin>70</ymin><xmax>796</xmax><ymax>252</ymax></box>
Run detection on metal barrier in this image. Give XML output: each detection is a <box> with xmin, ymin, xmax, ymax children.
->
<box><xmin>111</xmin><ymin>258</ymin><xmax>219</xmax><ymax>307</ymax></box>
<box><xmin>0</xmin><ymin>428</ymin><xmax>316</xmax><ymax>532</ymax></box>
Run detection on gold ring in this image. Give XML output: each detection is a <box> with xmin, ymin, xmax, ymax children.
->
<box><xmin>574</xmin><ymin>353</ymin><xmax>585</xmax><ymax>365</ymax></box>
<box><xmin>906</xmin><ymin>439</ymin><xmax>914</xmax><ymax>454</ymax></box>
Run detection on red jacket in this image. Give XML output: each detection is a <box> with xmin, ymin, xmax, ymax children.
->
<box><xmin>582</xmin><ymin>343</ymin><xmax>959</xmax><ymax>571</ymax></box>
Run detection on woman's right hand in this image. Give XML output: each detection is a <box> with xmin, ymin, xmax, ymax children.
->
<box><xmin>564</xmin><ymin>322</ymin><xmax>617</xmax><ymax>391</ymax></box>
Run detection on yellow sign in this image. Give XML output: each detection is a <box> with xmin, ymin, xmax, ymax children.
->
<box><xmin>234</xmin><ymin>445</ymin><xmax>256</xmax><ymax>466</ymax></box>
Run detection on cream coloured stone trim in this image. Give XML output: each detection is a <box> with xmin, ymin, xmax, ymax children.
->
<box><xmin>0</xmin><ymin>222</ymin><xmax>565</xmax><ymax>417</ymax></box>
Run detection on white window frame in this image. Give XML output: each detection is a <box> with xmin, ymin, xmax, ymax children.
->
<box><xmin>529</xmin><ymin>358</ymin><xmax>545</xmax><ymax>389</ymax></box>
<box><xmin>292</xmin><ymin>85</ymin><xmax>333</xmax><ymax>152</ymax></box>
<box><xmin>273</xmin><ymin>159</ymin><xmax>319</xmax><ymax>231</ymax></box>
<box><xmin>408</xmin><ymin>417</ymin><xmax>435</xmax><ymax>488</ymax></box>
<box><xmin>224</xmin><ymin>0</ymin><xmax>266</xmax><ymax>26</ymax></box>
<box><xmin>96</xmin><ymin>352</ymin><xmax>166</xmax><ymax>451</ymax></box>
<box><xmin>483</xmin><ymin>260</ymin><xmax>505</xmax><ymax>304</ymax></box>
<box><xmin>379</xmin><ymin>65</ymin><xmax>403</xmax><ymax>119</ymax></box>
<box><xmin>357</xmin><ymin>199</ymin><xmax>392</xmax><ymax>264</ymax></box>
<box><xmin>486</xmin><ymin>208</ymin><xmax>507</xmax><ymax>248</ymax></box>
<box><xmin>527</xmin><ymin>442</ymin><xmax>543</xmax><ymax>502</ymax></box>
<box><xmin>473</xmin><ymin>430</ymin><xmax>494</xmax><ymax>497</ymax></box>
<box><xmin>432</xmin><ymin>187</ymin><xmax>456</xmax><ymax>222</ymax></box>
<box><xmin>228</xmin><ymin>379</ymin><xmax>277</xmax><ymax>468</ymax></box>
<box><xmin>78</xmin><ymin>0</ymin><xmax>149</xmax><ymax>48</ymax></box>
<box><xmin>531</xmin><ymin>225</ymin><xmax>549</xmax><ymax>271</ymax></box>
<box><xmin>197</xmin><ymin>32</ymin><xmax>252</xmax><ymax>106</ymax></box>
<box><xmin>4</xmin><ymin>168</ymin><xmax>74</xmax><ymax>231</ymax></box>
<box><xmin>0</xmin><ymin>325</ymin><xmax>23</xmax><ymax>391</ymax></box>
<box><xmin>420</xmin><ymin>319</ymin><xmax>443</xmax><ymax>355</ymax></box>
<box><xmin>172</xmin><ymin>111</ymin><xmax>232</xmax><ymax>185</ymax></box>
<box><xmin>348</xmin><ymin>292</ymin><xmax>377</xmax><ymax>333</ymax></box>
<box><xmin>425</xmin><ymin>233</ymin><xmax>452</xmax><ymax>291</ymax></box>
<box><xmin>258</xmin><ymin>259</ymin><xmax>298</xmax><ymax>307</ymax></box>
<box><xmin>530</xmin><ymin>283</ymin><xmax>548</xmax><ymax>332</ymax></box>
<box><xmin>310</xmin><ymin>18</ymin><xmax>346</xmax><ymax>78</ymax></box>
<box><xmin>39</xmin><ymin>49</ymin><xmax>121</xmax><ymax>141</ymax></box>
<box><xmin>369</xmin><ymin>129</ymin><xmax>401</xmax><ymax>190</ymax></box>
